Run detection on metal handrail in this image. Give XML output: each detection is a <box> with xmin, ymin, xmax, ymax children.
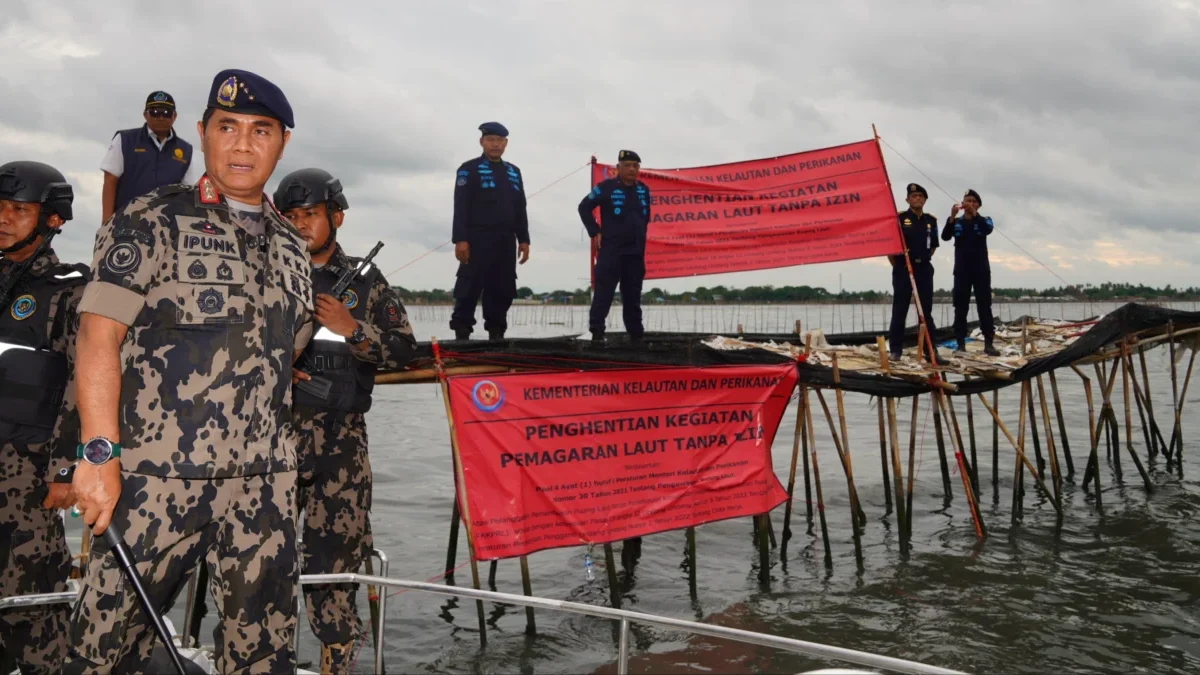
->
<box><xmin>1</xmin><ymin>574</ymin><xmax>968</xmax><ymax>675</ymax></box>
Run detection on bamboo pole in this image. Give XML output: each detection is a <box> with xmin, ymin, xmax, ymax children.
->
<box><xmin>803</xmin><ymin>383</ymin><xmax>833</xmax><ymax>568</ymax></box>
<box><xmin>931</xmin><ymin>394</ymin><xmax>953</xmax><ymax>502</ymax></box>
<box><xmin>1082</xmin><ymin>361</ymin><xmax>1119</xmax><ymax>488</ymax></box>
<box><xmin>1100</xmin><ymin>360</ymin><xmax>1114</xmax><ymax>466</ymax></box>
<box><xmin>685</xmin><ymin>526</ymin><xmax>697</xmax><ymax>597</ymax></box>
<box><xmin>965</xmin><ymin>386</ymin><xmax>980</xmax><ymax>496</ymax></box>
<box><xmin>992</xmin><ymin>389</ymin><xmax>1000</xmax><ymax>498</ymax></box>
<box><xmin>1137</xmin><ymin>344</ymin><xmax>1164</xmax><ymax>458</ymax></box>
<box><xmin>877</xmin><ymin>398</ymin><xmax>894</xmax><ymax>515</ymax></box>
<box><xmin>1120</xmin><ymin>344</ymin><xmax>1154</xmax><ymax>492</ymax></box>
<box><xmin>878</xmin><ymin>338</ymin><xmax>908</xmax><ymax>550</ymax></box>
<box><xmin>1130</xmin><ymin>369</ymin><xmax>1155</xmax><ymax>461</ymax></box>
<box><xmin>444</xmin><ymin>503</ymin><xmax>461</xmax><ymax>581</ymax></box>
<box><xmin>604</xmin><ymin>543</ymin><xmax>621</xmax><ymax>609</ymax></box>
<box><xmin>831</xmin><ymin>354</ymin><xmax>867</xmax><ymax>528</ymax></box>
<box><xmin>781</xmin><ymin>385</ymin><xmax>805</xmax><ymax>556</ymax></box>
<box><xmin>815</xmin><ymin>389</ymin><xmax>864</xmax><ymax>567</ymax></box>
<box><xmin>1048</xmin><ymin>371</ymin><xmax>1075</xmax><ymax>481</ymax></box>
<box><xmin>519</xmin><ymin>556</ymin><xmax>536</xmax><ymax>634</ymax></box>
<box><xmin>431</xmin><ymin>338</ymin><xmax>488</xmax><ymax>645</ymax></box>
<box><xmin>1095</xmin><ymin>361</ymin><xmax>1123</xmax><ymax>481</ymax></box>
<box><xmin>1072</xmin><ymin>366</ymin><xmax>1102</xmax><ymax>509</ymax></box>
<box><xmin>757</xmin><ymin>513</ymin><xmax>771</xmax><ymax>585</ymax></box>
<box><xmin>1012</xmin><ymin>381</ymin><xmax>1029</xmax><ymax>523</ymax></box>
<box><xmin>905</xmin><ymin>394</ymin><xmax>920</xmax><ymax>546</ymax></box>
<box><xmin>979</xmin><ymin>384</ymin><xmax>1065</xmax><ymax>514</ymax></box>
<box><xmin>1127</xmin><ymin>358</ymin><xmax>1171</xmax><ymax>460</ymax></box>
<box><xmin>945</xmin><ymin>394</ymin><xmax>979</xmax><ymax>501</ymax></box>
<box><xmin>1168</xmin><ymin>322</ymin><xmax>1182</xmax><ymax>465</ymax></box>
<box><xmin>1035</xmin><ymin>372</ymin><xmax>1063</xmax><ymax>513</ymax></box>
<box><xmin>936</xmin><ymin>389</ymin><xmax>985</xmax><ymax>539</ymax></box>
<box><xmin>1166</xmin><ymin>347</ymin><xmax>1196</xmax><ymax>473</ymax></box>
<box><xmin>1026</xmin><ymin>388</ymin><xmax>1046</xmax><ymax>476</ymax></box>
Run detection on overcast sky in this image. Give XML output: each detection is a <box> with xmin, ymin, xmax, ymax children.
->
<box><xmin>3</xmin><ymin>0</ymin><xmax>1198</xmax><ymax>293</ymax></box>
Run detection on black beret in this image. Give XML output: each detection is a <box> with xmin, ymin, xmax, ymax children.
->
<box><xmin>207</xmin><ymin>69</ymin><xmax>294</xmax><ymax>129</ymax></box>
<box><xmin>964</xmin><ymin>189</ymin><xmax>981</xmax><ymax>205</ymax></box>
<box><xmin>906</xmin><ymin>183</ymin><xmax>928</xmax><ymax>198</ymax></box>
<box><xmin>618</xmin><ymin>150</ymin><xmax>641</xmax><ymax>163</ymax></box>
<box><xmin>479</xmin><ymin>121</ymin><xmax>509</xmax><ymax>137</ymax></box>
<box><xmin>145</xmin><ymin>91</ymin><xmax>175</xmax><ymax>109</ymax></box>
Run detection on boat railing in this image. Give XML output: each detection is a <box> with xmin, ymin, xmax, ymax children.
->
<box><xmin>1</xmin><ymin>569</ymin><xmax>968</xmax><ymax>675</ymax></box>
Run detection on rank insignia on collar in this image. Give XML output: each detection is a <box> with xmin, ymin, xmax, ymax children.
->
<box><xmin>198</xmin><ymin>176</ymin><xmax>220</xmax><ymax>205</ymax></box>
<box><xmin>217</xmin><ymin>76</ymin><xmax>237</xmax><ymax>107</ymax></box>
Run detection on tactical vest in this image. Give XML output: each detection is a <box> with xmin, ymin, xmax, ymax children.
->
<box><xmin>114</xmin><ymin>126</ymin><xmax>192</xmax><ymax>212</ymax></box>
<box><xmin>293</xmin><ymin>261</ymin><xmax>379</xmax><ymax>413</ymax></box>
<box><xmin>0</xmin><ymin>263</ymin><xmax>88</xmax><ymax>444</ymax></box>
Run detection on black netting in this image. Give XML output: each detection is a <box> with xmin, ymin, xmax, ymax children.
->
<box><xmin>388</xmin><ymin>303</ymin><xmax>1200</xmax><ymax>397</ymax></box>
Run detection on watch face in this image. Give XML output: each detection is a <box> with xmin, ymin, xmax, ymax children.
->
<box><xmin>83</xmin><ymin>438</ymin><xmax>114</xmax><ymax>464</ymax></box>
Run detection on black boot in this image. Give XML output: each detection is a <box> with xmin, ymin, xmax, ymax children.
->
<box><xmin>488</xmin><ymin>331</ymin><xmax>505</xmax><ymax>341</ymax></box>
<box><xmin>591</xmin><ymin>331</ymin><xmax>606</xmax><ymax>344</ymax></box>
<box><xmin>454</xmin><ymin>329</ymin><xmax>471</xmax><ymax>341</ymax></box>
<box><xmin>956</xmin><ymin>339</ymin><xmax>967</xmax><ymax>352</ymax></box>
<box><xmin>984</xmin><ymin>339</ymin><xmax>1000</xmax><ymax>357</ymax></box>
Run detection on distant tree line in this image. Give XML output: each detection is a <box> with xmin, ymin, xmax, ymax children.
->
<box><xmin>392</xmin><ymin>281</ymin><xmax>1200</xmax><ymax>306</ymax></box>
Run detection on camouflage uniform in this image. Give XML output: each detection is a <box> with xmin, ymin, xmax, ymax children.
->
<box><xmin>294</xmin><ymin>244</ymin><xmax>415</xmax><ymax>672</ymax></box>
<box><xmin>0</xmin><ymin>250</ymin><xmax>86</xmax><ymax>674</ymax></box>
<box><xmin>64</xmin><ymin>175</ymin><xmax>313</xmax><ymax>674</ymax></box>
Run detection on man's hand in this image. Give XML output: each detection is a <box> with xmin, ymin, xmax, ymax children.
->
<box><xmin>518</xmin><ymin>243</ymin><xmax>530</xmax><ymax>265</ymax></box>
<box><xmin>950</xmin><ymin>203</ymin><xmax>962</xmax><ymax>219</ymax></box>
<box><xmin>72</xmin><ymin>460</ymin><xmax>122</xmax><ymax>536</ymax></box>
<box><xmin>292</xmin><ymin>367</ymin><xmax>311</xmax><ymax>385</ymax></box>
<box><xmin>43</xmin><ymin>482</ymin><xmax>75</xmax><ymax>510</ymax></box>
<box><xmin>314</xmin><ymin>294</ymin><xmax>357</xmax><ymax>337</ymax></box>
<box><xmin>593</xmin><ymin>234</ymin><xmax>602</xmax><ymax>250</ymax></box>
<box><xmin>455</xmin><ymin>241</ymin><xmax>470</xmax><ymax>264</ymax></box>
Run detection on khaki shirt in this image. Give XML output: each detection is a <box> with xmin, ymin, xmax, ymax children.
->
<box><xmin>79</xmin><ymin>177</ymin><xmax>314</xmax><ymax>479</ymax></box>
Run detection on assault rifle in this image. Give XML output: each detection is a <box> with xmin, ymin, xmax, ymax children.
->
<box><xmin>0</xmin><ymin>226</ymin><xmax>59</xmax><ymax>308</ymax></box>
<box><xmin>294</xmin><ymin>241</ymin><xmax>385</xmax><ymax>401</ymax></box>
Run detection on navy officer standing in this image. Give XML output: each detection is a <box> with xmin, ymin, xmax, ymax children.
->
<box><xmin>449</xmin><ymin>122</ymin><xmax>530</xmax><ymax>341</ymax></box>
<box><xmin>579</xmin><ymin>150</ymin><xmax>651</xmax><ymax>343</ymax></box>
<box><xmin>942</xmin><ymin>189</ymin><xmax>999</xmax><ymax>355</ymax></box>
<box><xmin>888</xmin><ymin>182</ymin><xmax>945</xmax><ymax>363</ymax></box>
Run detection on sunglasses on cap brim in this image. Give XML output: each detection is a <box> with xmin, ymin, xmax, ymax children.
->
<box><xmin>146</xmin><ymin>107</ymin><xmax>175</xmax><ymax>118</ymax></box>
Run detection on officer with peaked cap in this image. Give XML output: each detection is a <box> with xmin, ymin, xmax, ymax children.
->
<box><xmin>578</xmin><ymin>149</ymin><xmax>651</xmax><ymax>343</ymax></box>
<box><xmin>274</xmin><ymin>168</ymin><xmax>416</xmax><ymax>673</ymax></box>
<box><xmin>888</xmin><ymin>182</ymin><xmax>945</xmax><ymax>363</ymax></box>
<box><xmin>0</xmin><ymin>160</ymin><xmax>88</xmax><ymax>674</ymax></box>
<box><xmin>942</xmin><ymin>188</ymin><xmax>999</xmax><ymax>355</ymax></box>
<box><xmin>67</xmin><ymin>69</ymin><xmax>313</xmax><ymax>674</ymax></box>
<box><xmin>449</xmin><ymin>121</ymin><xmax>531</xmax><ymax>341</ymax></box>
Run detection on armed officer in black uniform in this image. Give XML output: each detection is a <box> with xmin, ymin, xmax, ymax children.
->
<box><xmin>888</xmin><ymin>182</ymin><xmax>945</xmax><ymax>363</ymax></box>
<box><xmin>942</xmin><ymin>189</ymin><xmax>999</xmax><ymax>355</ymax></box>
<box><xmin>275</xmin><ymin>168</ymin><xmax>417</xmax><ymax>673</ymax></box>
<box><xmin>0</xmin><ymin>161</ymin><xmax>87</xmax><ymax>674</ymax></box>
<box><xmin>449</xmin><ymin>122</ymin><xmax>531</xmax><ymax>341</ymax></box>
<box><xmin>578</xmin><ymin>150</ymin><xmax>651</xmax><ymax>343</ymax></box>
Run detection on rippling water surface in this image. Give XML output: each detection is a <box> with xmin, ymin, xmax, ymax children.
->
<box><xmin>179</xmin><ymin>302</ymin><xmax>1200</xmax><ymax>673</ymax></box>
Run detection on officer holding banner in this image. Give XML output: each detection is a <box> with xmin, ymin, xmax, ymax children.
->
<box><xmin>578</xmin><ymin>150</ymin><xmax>651</xmax><ymax>343</ymax></box>
<box><xmin>888</xmin><ymin>182</ymin><xmax>945</xmax><ymax>363</ymax></box>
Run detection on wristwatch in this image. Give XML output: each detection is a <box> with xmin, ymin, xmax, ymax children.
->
<box><xmin>77</xmin><ymin>436</ymin><xmax>122</xmax><ymax>466</ymax></box>
<box><xmin>348</xmin><ymin>325</ymin><xmax>367</xmax><ymax>345</ymax></box>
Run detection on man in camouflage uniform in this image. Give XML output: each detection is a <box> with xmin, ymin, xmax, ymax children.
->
<box><xmin>67</xmin><ymin>69</ymin><xmax>312</xmax><ymax>674</ymax></box>
<box><xmin>274</xmin><ymin>168</ymin><xmax>416</xmax><ymax>673</ymax></box>
<box><xmin>0</xmin><ymin>161</ymin><xmax>86</xmax><ymax>674</ymax></box>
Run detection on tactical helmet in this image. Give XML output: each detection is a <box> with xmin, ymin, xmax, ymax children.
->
<box><xmin>0</xmin><ymin>161</ymin><xmax>74</xmax><ymax>221</ymax></box>
<box><xmin>272</xmin><ymin>168</ymin><xmax>349</xmax><ymax>212</ymax></box>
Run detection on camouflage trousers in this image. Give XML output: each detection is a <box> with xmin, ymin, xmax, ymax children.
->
<box><xmin>64</xmin><ymin>471</ymin><xmax>298</xmax><ymax>674</ymax></box>
<box><xmin>296</xmin><ymin>409</ymin><xmax>373</xmax><ymax>671</ymax></box>
<box><xmin>0</xmin><ymin>445</ymin><xmax>71</xmax><ymax>675</ymax></box>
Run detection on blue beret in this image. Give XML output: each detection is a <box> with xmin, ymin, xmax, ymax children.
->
<box><xmin>207</xmin><ymin>69</ymin><xmax>294</xmax><ymax>129</ymax></box>
<box><xmin>479</xmin><ymin>121</ymin><xmax>508</xmax><ymax>138</ymax></box>
<box><xmin>618</xmin><ymin>149</ymin><xmax>641</xmax><ymax>163</ymax></box>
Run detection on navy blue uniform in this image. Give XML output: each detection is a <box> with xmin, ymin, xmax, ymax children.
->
<box><xmin>889</xmin><ymin>209</ymin><xmax>939</xmax><ymax>354</ymax></box>
<box><xmin>579</xmin><ymin>178</ymin><xmax>651</xmax><ymax>338</ymax></box>
<box><xmin>449</xmin><ymin>156</ymin><xmax>530</xmax><ymax>337</ymax></box>
<box><xmin>942</xmin><ymin>213</ymin><xmax>995</xmax><ymax>342</ymax></box>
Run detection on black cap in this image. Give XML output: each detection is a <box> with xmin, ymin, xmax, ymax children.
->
<box><xmin>0</xmin><ymin>161</ymin><xmax>74</xmax><ymax>221</ymax></box>
<box><xmin>273</xmin><ymin>168</ymin><xmax>349</xmax><ymax>212</ymax></box>
<box><xmin>618</xmin><ymin>150</ymin><xmax>641</xmax><ymax>163</ymax></box>
<box><xmin>145</xmin><ymin>91</ymin><xmax>175</xmax><ymax>109</ymax></box>
<box><xmin>906</xmin><ymin>183</ymin><xmax>928</xmax><ymax>198</ymax></box>
<box><xmin>479</xmin><ymin>121</ymin><xmax>509</xmax><ymax>138</ymax></box>
<box><xmin>207</xmin><ymin>69</ymin><xmax>294</xmax><ymax>128</ymax></box>
<box><xmin>964</xmin><ymin>188</ymin><xmax>981</xmax><ymax>205</ymax></box>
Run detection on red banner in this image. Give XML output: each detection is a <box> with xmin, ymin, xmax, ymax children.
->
<box><xmin>590</xmin><ymin>139</ymin><xmax>902</xmax><ymax>280</ymax></box>
<box><xmin>448</xmin><ymin>364</ymin><xmax>797</xmax><ymax>560</ymax></box>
